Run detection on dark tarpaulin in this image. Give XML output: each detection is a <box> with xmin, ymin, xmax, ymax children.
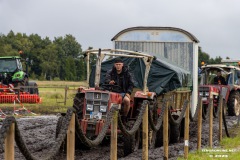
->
<box><xmin>89</xmin><ymin>57</ymin><xmax>191</xmax><ymax>95</ymax></box>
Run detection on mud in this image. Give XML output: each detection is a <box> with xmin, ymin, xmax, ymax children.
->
<box><xmin>0</xmin><ymin>115</ymin><xmax>238</xmax><ymax>160</ymax></box>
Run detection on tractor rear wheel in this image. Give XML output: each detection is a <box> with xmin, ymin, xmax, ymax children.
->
<box><xmin>228</xmin><ymin>91</ymin><xmax>240</xmax><ymax>116</ymax></box>
<box><xmin>28</xmin><ymin>82</ymin><xmax>39</xmax><ymax>94</ymax></box>
<box><xmin>155</xmin><ymin>122</ymin><xmax>170</xmax><ymax>147</ymax></box>
<box><xmin>169</xmin><ymin>115</ymin><xmax>181</xmax><ymax>143</ymax></box>
<box><xmin>13</xmin><ymin>77</ymin><xmax>29</xmax><ymax>93</ymax></box>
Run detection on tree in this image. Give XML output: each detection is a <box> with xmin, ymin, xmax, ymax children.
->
<box><xmin>198</xmin><ymin>46</ymin><xmax>224</xmax><ymax>66</ymax></box>
<box><xmin>198</xmin><ymin>47</ymin><xmax>210</xmax><ymax>66</ymax></box>
<box><xmin>39</xmin><ymin>44</ymin><xmax>59</xmax><ymax>80</ymax></box>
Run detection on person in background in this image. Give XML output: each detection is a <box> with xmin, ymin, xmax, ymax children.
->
<box><xmin>214</xmin><ymin>70</ymin><xmax>226</xmax><ymax>85</ymax></box>
<box><xmin>105</xmin><ymin>57</ymin><xmax>134</xmax><ymax>124</ymax></box>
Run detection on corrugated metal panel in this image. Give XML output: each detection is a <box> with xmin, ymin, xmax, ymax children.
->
<box><xmin>114</xmin><ymin>41</ymin><xmax>193</xmax><ymax>72</ymax></box>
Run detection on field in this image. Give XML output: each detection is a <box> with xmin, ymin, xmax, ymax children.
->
<box><xmin>179</xmin><ymin>123</ymin><xmax>240</xmax><ymax>160</ymax></box>
<box><xmin>1</xmin><ymin>81</ymin><xmax>240</xmax><ymax>159</ymax></box>
<box><xmin>0</xmin><ymin>80</ymin><xmax>88</xmax><ymax>115</ymax></box>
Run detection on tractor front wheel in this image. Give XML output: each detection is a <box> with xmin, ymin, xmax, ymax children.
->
<box><xmin>73</xmin><ymin>92</ymin><xmax>84</xmax><ymax>120</ymax></box>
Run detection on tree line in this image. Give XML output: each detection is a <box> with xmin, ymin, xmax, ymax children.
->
<box><xmin>0</xmin><ymin>31</ymin><xmax>97</xmax><ymax>81</ymax></box>
<box><xmin>198</xmin><ymin>46</ymin><xmax>230</xmax><ymax>67</ymax></box>
<box><xmin>0</xmin><ymin>31</ymin><xmax>224</xmax><ymax>81</ymax></box>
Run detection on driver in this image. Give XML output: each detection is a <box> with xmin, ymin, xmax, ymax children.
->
<box><xmin>105</xmin><ymin>57</ymin><xmax>134</xmax><ymax>124</ymax></box>
<box><xmin>214</xmin><ymin>70</ymin><xmax>226</xmax><ymax>85</ymax></box>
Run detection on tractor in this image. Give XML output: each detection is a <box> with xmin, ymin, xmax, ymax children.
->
<box><xmin>199</xmin><ymin>62</ymin><xmax>240</xmax><ymax>118</ymax></box>
<box><xmin>72</xmin><ymin>49</ymin><xmax>156</xmax><ymax>155</ymax></box>
<box><xmin>0</xmin><ymin>56</ymin><xmax>40</xmax><ymax>103</ymax></box>
<box><xmin>57</xmin><ymin>48</ymin><xmax>192</xmax><ymax>156</ymax></box>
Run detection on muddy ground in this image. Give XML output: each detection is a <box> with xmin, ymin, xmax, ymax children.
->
<box><xmin>0</xmin><ymin>114</ymin><xmax>239</xmax><ymax>160</ymax></box>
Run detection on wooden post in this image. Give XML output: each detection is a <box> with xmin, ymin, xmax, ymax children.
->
<box><xmin>110</xmin><ymin>111</ymin><xmax>118</xmax><ymax>160</ymax></box>
<box><xmin>86</xmin><ymin>52</ymin><xmax>90</xmax><ymax>87</ymax></box>
<box><xmin>163</xmin><ymin>101</ymin><xmax>169</xmax><ymax>160</ymax></box>
<box><xmin>142</xmin><ymin>104</ymin><xmax>148</xmax><ymax>160</ymax></box>
<box><xmin>209</xmin><ymin>98</ymin><xmax>213</xmax><ymax>148</ymax></box>
<box><xmin>197</xmin><ymin>97</ymin><xmax>203</xmax><ymax>150</ymax></box>
<box><xmin>67</xmin><ymin>113</ymin><xmax>75</xmax><ymax>160</ymax></box>
<box><xmin>184</xmin><ymin>93</ymin><xmax>190</xmax><ymax>159</ymax></box>
<box><xmin>5</xmin><ymin>122</ymin><xmax>15</xmax><ymax>160</ymax></box>
<box><xmin>219</xmin><ymin>96</ymin><xmax>223</xmax><ymax>142</ymax></box>
<box><xmin>64</xmin><ymin>86</ymin><xmax>68</xmax><ymax>106</ymax></box>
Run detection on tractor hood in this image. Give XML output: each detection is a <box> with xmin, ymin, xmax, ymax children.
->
<box><xmin>12</xmin><ymin>71</ymin><xmax>25</xmax><ymax>82</ymax></box>
<box><xmin>89</xmin><ymin>57</ymin><xmax>191</xmax><ymax>95</ymax></box>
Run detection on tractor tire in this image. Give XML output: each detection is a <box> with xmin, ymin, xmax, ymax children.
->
<box><xmin>180</xmin><ymin>118</ymin><xmax>185</xmax><ymax>138</ymax></box>
<box><xmin>228</xmin><ymin>91</ymin><xmax>240</xmax><ymax>116</ymax></box>
<box><xmin>222</xmin><ymin>100</ymin><xmax>227</xmax><ymax>117</ymax></box>
<box><xmin>213</xmin><ymin>105</ymin><xmax>219</xmax><ymax>118</ymax></box>
<box><xmin>155</xmin><ymin>122</ymin><xmax>170</xmax><ymax>147</ymax></box>
<box><xmin>28</xmin><ymin>81</ymin><xmax>39</xmax><ymax>94</ymax></box>
<box><xmin>169</xmin><ymin>115</ymin><xmax>181</xmax><ymax>143</ymax></box>
<box><xmin>73</xmin><ymin>92</ymin><xmax>84</xmax><ymax>120</ymax></box>
<box><xmin>123</xmin><ymin>120</ymin><xmax>140</xmax><ymax>156</ymax></box>
<box><xmin>202</xmin><ymin>104</ymin><xmax>208</xmax><ymax>120</ymax></box>
<box><xmin>55</xmin><ymin>115</ymin><xmax>67</xmax><ymax>152</ymax></box>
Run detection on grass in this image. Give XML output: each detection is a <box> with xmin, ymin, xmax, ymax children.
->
<box><xmin>0</xmin><ymin>80</ymin><xmax>88</xmax><ymax>115</ymax></box>
<box><xmin>178</xmin><ymin>124</ymin><xmax>240</xmax><ymax>160</ymax></box>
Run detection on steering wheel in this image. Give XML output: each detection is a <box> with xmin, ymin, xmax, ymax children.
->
<box><xmin>101</xmin><ymin>84</ymin><xmax>122</xmax><ymax>92</ymax></box>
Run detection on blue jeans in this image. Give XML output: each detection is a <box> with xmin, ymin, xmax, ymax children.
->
<box><xmin>120</xmin><ymin>93</ymin><xmax>126</xmax><ymax>99</ymax></box>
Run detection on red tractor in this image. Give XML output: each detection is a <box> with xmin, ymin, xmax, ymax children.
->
<box><xmin>199</xmin><ymin>63</ymin><xmax>240</xmax><ymax>118</ymax></box>
<box><xmin>57</xmin><ymin>49</ymin><xmax>192</xmax><ymax>156</ymax></box>
<box><xmin>70</xmin><ymin>49</ymin><xmax>157</xmax><ymax>155</ymax></box>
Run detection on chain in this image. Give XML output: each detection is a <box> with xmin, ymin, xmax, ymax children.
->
<box><xmin>148</xmin><ymin>99</ymin><xmax>167</xmax><ymax>131</ymax></box>
<box><xmin>0</xmin><ymin>108</ymin><xmax>74</xmax><ymax>160</ymax></box>
<box><xmin>169</xmin><ymin>99</ymin><xmax>189</xmax><ymax>125</ymax></box>
<box><xmin>75</xmin><ymin>105</ymin><xmax>119</xmax><ymax>147</ymax></box>
<box><xmin>117</xmin><ymin>100</ymin><xmax>147</xmax><ymax>136</ymax></box>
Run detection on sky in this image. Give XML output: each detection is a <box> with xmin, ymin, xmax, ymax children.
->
<box><xmin>0</xmin><ymin>0</ymin><xmax>240</xmax><ymax>59</ymax></box>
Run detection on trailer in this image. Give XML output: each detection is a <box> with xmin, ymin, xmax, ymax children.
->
<box><xmin>111</xmin><ymin>26</ymin><xmax>199</xmax><ymax>115</ymax></box>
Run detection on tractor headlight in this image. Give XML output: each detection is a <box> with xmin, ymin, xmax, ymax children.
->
<box><xmin>199</xmin><ymin>92</ymin><xmax>203</xmax><ymax>96</ymax></box>
<box><xmin>86</xmin><ymin>104</ymin><xmax>93</xmax><ymax>111</ymax></box>
<box><xmin>205</xmin><ymin>92</ymin><xmax>209</xmax><ymax>96</ymax></box>
<box><xmin>100</xmin><ymin>105</ymin><xmax>107</xmax><ymax>112</ymax></box>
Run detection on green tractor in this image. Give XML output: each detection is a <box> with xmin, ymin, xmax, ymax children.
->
<box><xmin>0</xmin><ymin>56</ymin><xmax>40</xmax><ymax>103</ymax></box>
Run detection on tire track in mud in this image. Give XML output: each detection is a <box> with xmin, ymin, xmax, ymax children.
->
<box><xmin>0</xmin><ymin>115</ymin><xmax>238</xmax><ymax>160</ymax></box>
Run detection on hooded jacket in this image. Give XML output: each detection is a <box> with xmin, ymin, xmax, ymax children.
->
<box><xmin>105</xmin><ymin>66</ymin><xmax>134</xmax><ymax>94</ymax></box>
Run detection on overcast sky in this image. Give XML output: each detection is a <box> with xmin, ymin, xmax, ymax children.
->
<box><xmin>0</xmin><ymin>0</ymin><xmax>239</xmax><ymax>59</ymax></box>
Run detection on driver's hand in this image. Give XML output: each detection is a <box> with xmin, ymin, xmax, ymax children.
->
<box><xmin>125</xmin><ymin>93</ymin><xmax>130</xmax><ymax>99</ymax></box>
<box><xmin>109</xmin><ymin>80</ymin><xmax>115</xmax><ymax>85</ymax></box>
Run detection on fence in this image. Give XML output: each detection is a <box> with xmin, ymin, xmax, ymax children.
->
<box><xmin>0</xmin><ymin>86</ymin><xmax>80</xmax><ymax>118</ymax></box>
<box><xmin>0</xmin><ymin>93</ymin><xmax>230</xmax><ymax>160</ymax></box>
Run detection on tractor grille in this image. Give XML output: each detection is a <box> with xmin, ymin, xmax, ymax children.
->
<box><xmin>199</xmin><ymin>87</ymin><xmax>210</xmax><ymax>99</ymax></box>
<box><xmin>85</xmin><ymin>92</ymin><xmax>109</xmax><ymax>119</ymax></box>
